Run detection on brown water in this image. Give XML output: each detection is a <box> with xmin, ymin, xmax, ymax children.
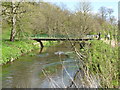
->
<box><xmin>2</xmin><ymin>42</ymin><xmax>81</xmax><ymax>88</ymax></box>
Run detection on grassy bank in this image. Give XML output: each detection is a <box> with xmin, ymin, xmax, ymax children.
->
<box><xmin>2</xmin><ymin>40</ymin><xmax>39</xmax><ymax>65</ymax></box>
<box><xmin>2</xmin><ymin>40</ymin><xmax>58</xmax><ymax>65</ymax></box>
<box><xmin>81</xmin><ymin>40</ymin><xmax>118</xmax><ymax>88</ymax></box>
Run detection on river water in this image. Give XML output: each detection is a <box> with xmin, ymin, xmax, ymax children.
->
<box><xmin>2</xmin><ymin>42</ymin><xmax>83</xmax><ymax>88</ymax></box>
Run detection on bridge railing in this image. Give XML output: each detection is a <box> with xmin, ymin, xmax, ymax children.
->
<box><xmin>30</xmin><ymin>34</ymin><xmax>99</xmax><ymax>39</ymax></box>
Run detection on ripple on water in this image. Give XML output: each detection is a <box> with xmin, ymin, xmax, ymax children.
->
<box><xmin>54</xmin><ymin>51</ymin><xmax>65</xmax><ymax>55</ymax></box>
<box><xmin>6</xmin><ymin>77</ymin><xmax>13</xmax><ymax>79</ymax></box>
<box><xmin>37</xmin><ymin>53</ymin><xmax>49</xmax><ymax>57</ymax></box>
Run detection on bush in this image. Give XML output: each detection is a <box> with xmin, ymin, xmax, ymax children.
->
<box><xmin>82</xmin><ymin>40</ymin><xmax>118</xmax><ymax>88</ymax></box>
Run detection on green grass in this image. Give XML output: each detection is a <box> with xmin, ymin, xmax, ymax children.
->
<box><xmin>43</xmin><ymin>41</ymin><xmax>59</xmax><ymax>47</ymax></box>
<box><xmin>82</xmin><ymin>40</ymin><xmax>119</xmax><ymax>88</ymax></box>
<box><xmin>1</xmin><ymin>26</ymin><xmax>60</xmax><ymax>65</ymax></box>
<box><xmin>1</xmin><ymin>40</ymin><xmax>39</xmax><ymax>65</ymax></box>
<box><xmin>1</xmin><ymin>39</ymin><xmax>60</xmax><ymax>65</ymax></box>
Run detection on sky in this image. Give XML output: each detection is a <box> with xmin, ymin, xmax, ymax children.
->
<box><xmin>43</xmin><ymin>0</ymin><xmax>119</xmax><ymax>20</ymax></box>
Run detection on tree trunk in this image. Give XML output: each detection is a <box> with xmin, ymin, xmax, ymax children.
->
<box><xmin>10</xmin><ymin>1</ymin><xmax>16</xmax><ymax>41</ymax></box>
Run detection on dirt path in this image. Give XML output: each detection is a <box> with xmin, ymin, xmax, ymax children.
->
<box><xmin>101</xmin><ymin>38</ymin><xmax>118</xmax><ymax>47</ymax></box>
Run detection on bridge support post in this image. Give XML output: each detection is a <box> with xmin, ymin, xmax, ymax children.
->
<box><xmin>39</xmin><ymin>40</ymin><xmax>44</xmax><ymax>48</ymax></box>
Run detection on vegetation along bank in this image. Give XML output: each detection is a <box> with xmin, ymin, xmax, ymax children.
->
<box><xmin>2</xmin><ymin>40</ymin><xmax>58</xmax><ymax>65</ymax></box>
<box><xmin>81</xmin><ymin>40</ymin><xmax>118</xmax><ymax>88</ymax></box>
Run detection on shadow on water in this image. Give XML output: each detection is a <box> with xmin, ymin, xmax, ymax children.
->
<box><xmin>39</xmin><ymin>47</ymin><xmax>43</xmax><ymax>53</ymax></box>
<box><xmin>2</xmin><ymin>42</ymin><xmax>82</xmax><ymax>88</ymax></box>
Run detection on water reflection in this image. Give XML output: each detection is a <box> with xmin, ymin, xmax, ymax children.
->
<box><xmin>40</xmin><ymin>47</ymin><xmax>43</xmax><ymax>53</ymax></box>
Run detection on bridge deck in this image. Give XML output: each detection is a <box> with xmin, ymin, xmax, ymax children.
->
<box><xmin>33</xmin><ymin>38</ymin><xmax>93</xmax><ymax>41</ymax></box>
<box><xmin>32</xmin><ymin>38</ymin><xmax>94</xmax><ymax>48</ymax></box>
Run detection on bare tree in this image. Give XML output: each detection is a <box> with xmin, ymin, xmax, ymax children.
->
<box><xmin>107</xmin><ymin>8</ymin><xmax>114</xmax><ymax>24</ymax></box>
<box><xmin>76</xmin><ymin>0</ymin><xmax>92</xmax><ymax>14</ymax></box>
<box><xmin>74</xmin><ymin>1</ymin><xmax>95</xmax><ymax>37</ymax></box>
<box><xmin>98</xmin><ymin>6</ymin><xmax>108</xmax><ymax>20</ymax></box>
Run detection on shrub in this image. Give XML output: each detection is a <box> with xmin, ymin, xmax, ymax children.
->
<box><xmin>82</xmin><ymin>40</ymin><xmax>118</xmax><ymax>88</ymax></box>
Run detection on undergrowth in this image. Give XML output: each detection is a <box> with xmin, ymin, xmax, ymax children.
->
<box><xmin>81</xmin><ymin>40</ymin><xmax>118</xmax><ymax>88</ymax></box>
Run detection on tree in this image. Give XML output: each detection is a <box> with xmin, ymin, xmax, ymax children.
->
<box><xmin>2</xmin><ymin>0</ymin><xmax>24</xmax><ymax>41</ymax></box>
<box><xmin>107</xmin><ymin>8</ymin><xmax>114</xmax><ymax>24</ymax></box>
<box><xmin>107</xmin><ymin>8</ymin><xmax>114</xmax><ymax>17</ymax></box>
<box><xmin>99</xmin><ymin>6</ymin><xmax>108</xmax><ymax>20</ymax></box>
<box><xmin>74</xmin><ymin>1</ymin><xmax>99</xmax><ymax>36</ymax></box>
<box><xmin>21</xmin><ymin>2</ymin><xmax>46</xmax><ymax>35</ymax></box>
<box><xmin>77</xmin><ymin>0</ymin><xmax>92</xmax><ymax>13</ymax></box>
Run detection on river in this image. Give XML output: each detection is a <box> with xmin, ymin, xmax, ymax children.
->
<box><xmin>2</xmin><ymin>42</ymin><xmax>84</xmax><ymax>88</ymax></box>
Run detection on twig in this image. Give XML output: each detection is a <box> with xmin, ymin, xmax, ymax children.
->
<box><xmin>42</xmin><ymin>69</ymin><xmax>61</xmax><ymax>88</ymax></box>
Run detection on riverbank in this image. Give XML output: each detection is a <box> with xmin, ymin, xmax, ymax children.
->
<box><xmin>2</xmin><ymin>40</ymin><xmax>58</xmax><ymax>65</ymax></box>
<box><xmin>2</xmin><ymin>41</ymin><xmax>79</xmax><ymax>88</ymax></box>
<box><xmin>81</xmin><ymin>40</ymin><xmax>119</xmax><ymax>88</ymax></box>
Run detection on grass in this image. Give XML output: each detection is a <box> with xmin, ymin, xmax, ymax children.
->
<box><xmin>42</xmin><ymin>41</ymin><xmax>59</xmax><ymax>47</ymax></box>
<box><xmin>81</xmin><ymin>40</ymin><xmax>119</xmax><ymax>88</ymax></box>
<box><xmin>1</xmin><ymin>40</ymin><xmax>39</xmax><ymax>65</ymax></box>
<box><xmin>1</xmin><ymin>38</ymin><xmax>60</xmax><ymax>65</ymax></box>
<box><xmin>1</xmin><ymin>39</ymin><xmax>60</xmax><ymax>65</ymax></box>
<box><xmin>1</xmin><ymin>26</ymin><xmax>60</xmax><ymax>65</ymax></box>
